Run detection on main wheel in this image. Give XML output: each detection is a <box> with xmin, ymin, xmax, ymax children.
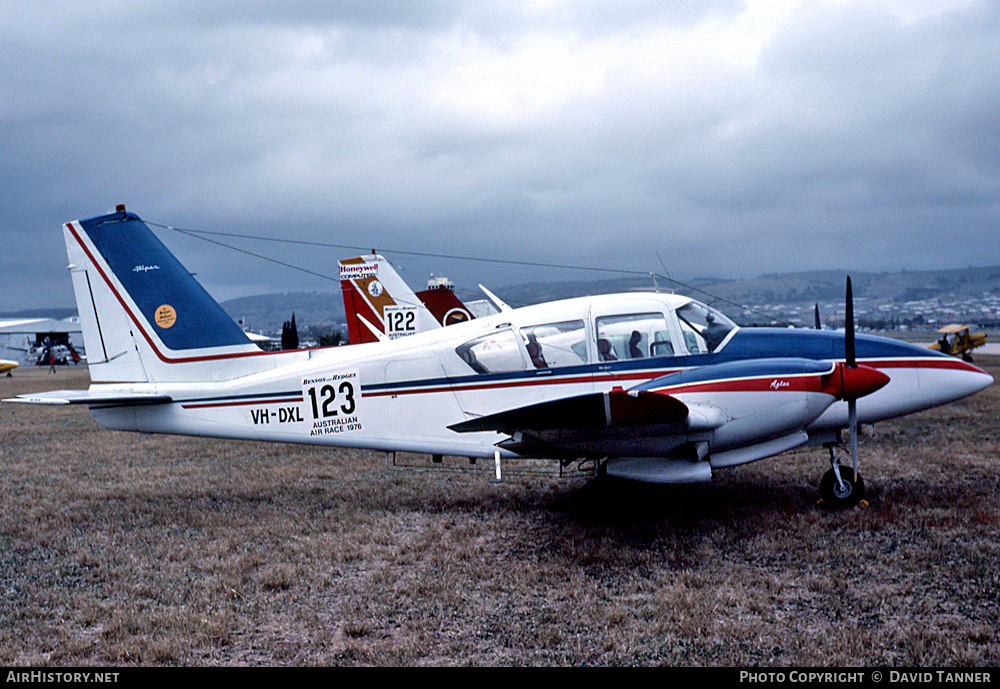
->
<box><xmin>820</xmin><ymin>465</ymin><xmax>865</xmax><ymax>507</ymax></box>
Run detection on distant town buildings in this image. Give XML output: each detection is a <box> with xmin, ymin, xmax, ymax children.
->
<box><xmin>747</xmin><ymin>291</ymin><xmax>1000</xmax><ymax>331</ymax></box>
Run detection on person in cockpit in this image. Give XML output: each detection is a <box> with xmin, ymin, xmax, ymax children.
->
<box><xmin>527</xmin><ymin>341</ymin><xmax>547</xmax><ymax>368</ymax></box>
<box><xmin>597</xmin><ymin>338</ymin><xmax>617</xmax><ymax>361</ymax></box>
<box><xmin>629</xmin><ymin>330</ymin><xmax>644</xmax><ymax>358</ymax></box>
<box><xmin>704</xmin><ymin>313</ymin><xmax>729</xmax><ymax>352</ymax></box>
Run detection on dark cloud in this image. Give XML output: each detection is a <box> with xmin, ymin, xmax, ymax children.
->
<box><xmin>1</xmin><ymin>1</ymin><xmax>998</xmax><ymax>312</ymax></box>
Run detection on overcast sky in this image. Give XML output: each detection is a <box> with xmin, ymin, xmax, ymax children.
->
<box><xmin>2</xmin><ymin>0</ymin><xmax>998</xmax><ymax>312</ymax></box>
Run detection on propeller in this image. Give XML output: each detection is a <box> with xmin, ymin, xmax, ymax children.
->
<box><xmin>819</xmin><ymin>276</ymin><xmax>889</xmax><ymax>506</ymax></box>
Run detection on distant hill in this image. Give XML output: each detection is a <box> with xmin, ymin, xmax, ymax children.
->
<box><xmin>220</xmin><ymin>292</ymin><xmax>346</xmax><ymax>335</ymax></box>
<box><xmin>489</xmin><ymin>266</ymin><xmax>1000</xmax><ymax>308</ymax></box>
<box><xmin>694</xmin><ymin>267</ymin><xmax>1000</xmax><ymax>306</ymax></box>
<box><xmin>209</xmin><ymin>265</ymin><xmax>1000</xmax><ymax>334</ymax></box>
<box><xmin>0</xmin><ymin>307</ymin><xmax>79</xmax><ymax>321</ymax></box>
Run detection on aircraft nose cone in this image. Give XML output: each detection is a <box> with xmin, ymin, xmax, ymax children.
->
<box><xmin>958</xmin><ymin>366</ymin><xmax>994</xmax><ymax>397</ymax></box>
<box><xmin>840</xmin><ymin>364</ymin><xmax>891</xmax><ymax>400</ymax></box>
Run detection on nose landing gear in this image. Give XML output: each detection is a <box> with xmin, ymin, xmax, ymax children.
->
<box><xmin>820</xmin><ymin>446</ymin><xmax>865</xmax><ymax>508</ymax></box>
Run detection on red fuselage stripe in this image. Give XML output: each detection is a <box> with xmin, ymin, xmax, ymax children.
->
<box><xmin>181</xmin><ymin>397</ymin><xmax>304</xmax><ymax>410</ymax></box>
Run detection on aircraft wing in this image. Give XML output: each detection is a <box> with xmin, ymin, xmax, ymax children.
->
<box><xmin>448</xmin><ymin>358</ymin><xmax>863</xmax><ymax>460</ymax></box>
<box><xmin>4</xmin><ymin>390</ymin><xmax>172</xmax><ymax>406</ymax></box>
<box><xmin>449</xmin><ymin>387</ymin><xmax>725</xmax><ymax>459</ymax></box>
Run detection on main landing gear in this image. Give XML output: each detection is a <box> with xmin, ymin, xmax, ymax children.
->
<box><xmin>820</xmin><ymin>443</ymin><xmax>866</xmax><ymax>508</ymax></box>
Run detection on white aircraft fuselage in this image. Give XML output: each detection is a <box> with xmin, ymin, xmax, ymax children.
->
<box><xmin>6</xmin><ymin>208</ymin><xmax>993</xmax><ymax>500</ymax></box>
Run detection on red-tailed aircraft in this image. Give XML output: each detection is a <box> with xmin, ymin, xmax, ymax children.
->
<box><xmin>5</xmin><ymin>208</ymin><xmax>993</xmax><ymax>507</ymax></box>
<box><xmin>339</xmin><ymin>254</ymin><xmax>477</xmax><ymax>343</ymax></box>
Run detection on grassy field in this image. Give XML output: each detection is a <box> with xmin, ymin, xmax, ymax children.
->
<box><xmin>1</xmin><ymin>359</ymin><xmax>997</xmax><ymax>667</ymax></box>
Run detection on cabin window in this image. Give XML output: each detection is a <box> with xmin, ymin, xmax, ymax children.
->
<box><xmin>455</xmin><ymin>329</ymin><xmax>528</xmax><ymax>374</ymax></box>
<box><xmin>594</xmin><ymin>313</ymin><xmax>672</xmax><ymax>361</ymax></box>
<box><xmin>675</xmin><ymin>302</ymin><xmax>735</xmax><ymax>354</ymax></box>
<box><xmin>519</xmin><ymin>320</ymin><xmax>588</xmax><ymax>369</ymax></box>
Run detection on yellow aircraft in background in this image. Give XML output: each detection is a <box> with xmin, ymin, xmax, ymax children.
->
<box><xmin>928</xmin><ymin>324</ymin><xmax>987</xmax><ymax>362</ymax></box>
<box><xmin>1</xmin><ymin>359</ymin><xmax>18</xmax><ymax>377</ymax></box>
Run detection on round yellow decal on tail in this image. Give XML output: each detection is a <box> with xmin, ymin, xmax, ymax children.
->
<box><xmin>155</xmin><ymin>304</ymin><xmax>177</xmax><ymax>329</ymax></box>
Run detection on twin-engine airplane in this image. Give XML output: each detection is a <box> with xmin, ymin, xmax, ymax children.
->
<box><xmin>5</xmin><ymin>208</ymin><xmax>993</xmax><ymax>507</ymax></box>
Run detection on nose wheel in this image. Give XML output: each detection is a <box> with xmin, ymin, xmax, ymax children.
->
<box><xmin>820</xmin><ymin>460</ymin><xmax>865</xmax><ymax>508</ymax></box>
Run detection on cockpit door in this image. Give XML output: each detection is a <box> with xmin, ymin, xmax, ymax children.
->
<box><xmin>588</xmin><ymin>298</ymin><xmax>681</xmax><ymax>388</ymax></box>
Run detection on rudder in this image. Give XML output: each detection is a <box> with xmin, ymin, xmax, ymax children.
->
<box><xmin>64</xmin><ymin>206</ymin><xmax>260</xmax><ymax>382</ymax></box>
<box><xmin>339</xmin><ymin>254</ymin><xmax>440</xmax><ymax>344</ymax></box>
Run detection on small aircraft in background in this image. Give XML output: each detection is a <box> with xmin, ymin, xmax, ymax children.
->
<box><xmin>928</xmin><ymin>324</ymin><xmax>987</xmax><ymax>362</ymax></box>
<box><xmin>31</xmin><ymin>336</ymin><xmax>84</xmax><ymax>368</ymax></box>
<box><xmin>5</xmin><ymin>207</ymin><xmax>994</xmax><ymax>508</ymax></box>
<box><xmin>0</xmin><ymin>359</ymin><xmax>17</xmax><ymax>377</ymax></box>
<box><xmin>0</xmin><ymin>319</ymin><xmax>85</xmax><ymax>368</ymax></box>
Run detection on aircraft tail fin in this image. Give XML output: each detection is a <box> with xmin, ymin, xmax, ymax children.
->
<box><xmin>339</xmin><ymin>254</ymin><xmax>442</xmax><ymax>344</ymax></box>
<box><xmin>64</xmin><ymin>206</ymin><xmax>262</xmax><ymax>383</ymax></box>
<box><xmin>415</xmin><ymin>281</ymin><xmax>475</xmax><ymax>327</ymax></box>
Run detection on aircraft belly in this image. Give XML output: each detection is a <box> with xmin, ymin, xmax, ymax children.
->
<box><xmin>89</xmin><ymin>405</ymin><xmax>140</xmax><ymax>432</ymax></box>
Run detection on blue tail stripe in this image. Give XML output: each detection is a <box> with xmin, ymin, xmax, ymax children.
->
<box><xmin>78</xmin><ymin>210</ymin><xmax>250</xmax><ymax>351</ymax></box>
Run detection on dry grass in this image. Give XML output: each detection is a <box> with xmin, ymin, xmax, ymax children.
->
<box><xmin>1</xmin><ymin>359</ymin><xmax>998</xmax><ymax>667</ymax></box>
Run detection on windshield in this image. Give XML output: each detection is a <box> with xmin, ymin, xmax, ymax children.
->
<box><xmin>675</xmin><ymin>302</ymin><xmax>736</xmax><ymax>354</ymax></box>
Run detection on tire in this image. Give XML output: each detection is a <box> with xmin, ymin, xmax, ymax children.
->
<box><xmin>820</xmin><ymin>466</ymin><xmax>865</xmax><ymax>507</ymax></box>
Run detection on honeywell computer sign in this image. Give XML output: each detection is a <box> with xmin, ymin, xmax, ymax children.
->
<box><xmin>339</xmin><ymin>263</ymin><xmax>378</xmax><ymax>280</ymax></box>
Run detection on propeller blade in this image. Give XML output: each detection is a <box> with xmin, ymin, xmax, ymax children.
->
<box><xmin>848</xmin><ymin>398</ymin><xmax>859</xmax><ymax>477</ymax></box>
<box><xmin>845</xmin><ymin>276</ymin><xmax>855</xmax><ymax>368</ymax></box>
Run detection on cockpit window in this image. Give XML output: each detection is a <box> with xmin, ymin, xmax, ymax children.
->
<box><xmin>455</xmin><ymin>329</ymin><xmax>528</xmax><ymax>374</ymax></box>
<box><xmin>520</xmin><ymin>320</ymin><xmax>588</xmax><ymax>369</ymax></box>
<box><xmin>675</xmin><ymin>302</ymin><xmax>736</xmax><ymax>354</ymax></box>
<box><xmin>595</xmin><ymin>312</ymin><xmax>672</xmax><ymax>360</ymax></box>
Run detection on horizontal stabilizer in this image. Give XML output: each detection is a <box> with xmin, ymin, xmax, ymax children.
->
<box><xmin>4</xmin><ymin>390</ymin><xmax>172</xmax><ymax>406</ymax></box>
<box><xmin>449</xmin><ymin>388</ymin><xmax>688</xmax><ymax>434</ymax></box>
